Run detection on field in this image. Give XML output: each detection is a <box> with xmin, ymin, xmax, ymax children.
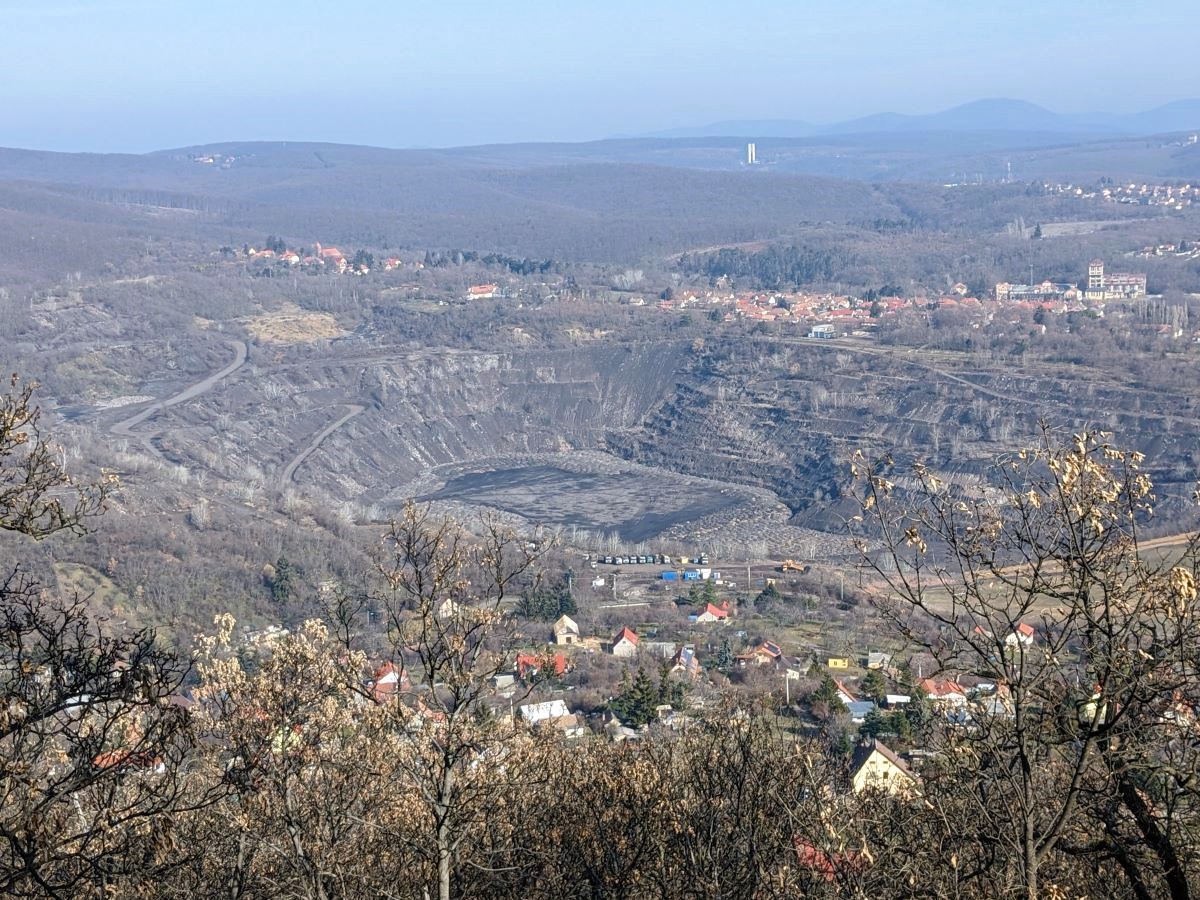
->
<box><xmin>240</xmin><ymin>308</ymin><xmax>346</xmax><ymax>344</ymax></box>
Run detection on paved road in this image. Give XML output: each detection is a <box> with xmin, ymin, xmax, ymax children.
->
<box><xmin>279</xmin><ymin>403</ymin><xmax>365</xmax><ymax>485</ymax></box>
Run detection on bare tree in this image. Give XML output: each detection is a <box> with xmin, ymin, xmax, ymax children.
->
<box><xmin>0</xmin><ymin>376</ymin><xmax>202</xmax><ymax>897</ymax></box>
<box><xmin>853</xmin><ymin>428</ymin><xmax>1200</xmax><ymax>899</ymax></box>
<box><xmin>372</xmin><ymin>503</ymin><xmax>549</xmax><ymax>900</ymax></box>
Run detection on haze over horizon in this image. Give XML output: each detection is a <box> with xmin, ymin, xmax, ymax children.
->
<box><xmin>1</xmin><ymin>0</ymin><xmax>1195</xmax><ymax>153</ymax></box>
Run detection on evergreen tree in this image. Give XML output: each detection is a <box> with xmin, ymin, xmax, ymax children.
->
<box><xmin>888</xmin><ymin>709</ymin><xmax>913</xmax><ymax>742</ymax></box>
<box><xmin>810</xmin><ymin>675</ymin><xmax>846</xmax><ymax>721</ymax></box>
<box><xmin>656</xmin><ymin>660</ymin><xmax>673</xmax><ymax>705</ymax></box>
<box><xmin>860</xmin><ymin>669</ymin><xmax>887</xmax><ymax>703</ymax></box>
<box><xmin>716</xmin><ymin>638</ymin><xmax>734</xmax><ymax>672</ymax></box>
<box><xmin>557</xmin><ymin>572</ymin><xmax>577</xmax><ymax>616</ymax></box>
<box><xmin>612</xmin><ymin>666</ymin><xmax>659</xmax><ymax>727</ymax></box>
<box><xmin>859</xmin><ymin>707</ymin><xmax>886</xmax><ymax>738</ymax></box>
<box><xmin>272</xmin><ymin>555</ymin><xmax>294</xmax><ymax>604</ymax></box>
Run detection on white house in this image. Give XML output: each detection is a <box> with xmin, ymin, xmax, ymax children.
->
<box><xmin>694</xmin><ymin>602</ymin><xmax>729</xmax><ymax>624</ymax></box>
<box><xmin>610</xmin><ymin>626</ymin><xmax>639</xmax><ymax>658</ymax></box>
<box><xmin>553</xmin><ymin>614</ymin><xmax>580</xmax><ymax>646</ymax></box>
<box><xmin>518</xmin><ymin>699</ymin><xmax>571</xmax><ymax>725</ymax></box>
<box><xmin>1005</xmin><ymin>622</ymin><xmax>1036</xmax><ymax>649</ymax></box>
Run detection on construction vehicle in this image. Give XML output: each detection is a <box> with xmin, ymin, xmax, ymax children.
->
<box><xmin>777</xmin><ymin>560</ymin><xmax>810</xmax><ymax>574</ymax></box>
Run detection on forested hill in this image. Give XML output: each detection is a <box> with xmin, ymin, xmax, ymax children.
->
<box><xmin>0</xmin><ymin>143</ymin><xmax>905</xmax><ymax>263</ymax></box>
<box><xmin>0</xmin><ymin>134</ymin><xmax>1191</xmax><ymax>271</ymax></box>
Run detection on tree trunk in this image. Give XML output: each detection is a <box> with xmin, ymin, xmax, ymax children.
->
<box><xmin>437</xmin><ymin>766</ymin><xmax>455</xmax><ymax>900</ymax></box>
<box><xmin>1118</xmin><ymin>776</ymin><xmax>1190</xmax><ymax>900</ymax></box>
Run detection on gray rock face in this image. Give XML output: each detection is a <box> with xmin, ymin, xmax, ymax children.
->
<box><xmin>135</xmin><ymin>336</ymin><xmax>1200</xmax><ymax>547</ymax></box>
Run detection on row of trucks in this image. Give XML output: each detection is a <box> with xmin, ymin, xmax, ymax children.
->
<box><xmin>596</xmin><ymin>553</ymin><xmax>710</xmax><ymax>567</ymax></box>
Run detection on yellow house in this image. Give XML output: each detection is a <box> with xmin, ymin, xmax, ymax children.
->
<box><xmin>850</xmin><ymin>739</ymin><xmax>918</xmax><ymax>797</ymax></box>
<box><xmin>827</xmin><ymin>657</ymin><xmax>850</xmax><ymax>670</ymax></box>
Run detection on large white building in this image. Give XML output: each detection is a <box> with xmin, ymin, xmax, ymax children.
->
<box><xmin>1086</xmin><ymin>259</ymin><xmax>1147</xmax><ymax>300</ymax></box>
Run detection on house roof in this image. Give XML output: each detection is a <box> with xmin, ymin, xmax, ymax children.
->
<box><xmin>369</xmin><ymin>661</ymin><xmax>409</xmax><ymax>702</ymax></box>
<box><xmin>673</xmin><ymin>645</ymin><xmax>701</xmax><ymax>674</ymax></box>
<box><xmin>851</xmin><ymin>738</ymin><xmax>915</xmax><ymax>781</ymax></box>
<box><xmin>613</xmin><ymin>626</ymin><xmax>639</xmax><ymax>645</ymax></box>
<box><xmin>920</xmin><ymin>677</ymin><xmax>966</xmax><ymax>698</ymax></box>
<box><xmin>516</xmin><ymin>651</ymin><xmax>567</xmax><ymax>678</ymax></box>
<box><xmin>701</xmin><ymin>602</ymin><xmax>728</xmax><ymax>619</ymax></box>
<box><xmin>554</xmin><ymin>614</ymin><xmax>579</xmax><ymax>634</ymax></box>
<box><xmin>793</xmin><ymin>839</ymin><xmax>865</xmax><ymax>880</ymax></box>
<box><xmin>845</xmin><ymin>700</ymin><xmax>876</xmax><ymax>720</ymax></box>
<box><xmin>518</xmin><ymin>698</ymin><xmax>570</xmax><ymax>724</ymax></box>
<box><xmin>1015</xmin><ymin>622</ymin><xmax>1036</xmax><ymax>637</ymax></box>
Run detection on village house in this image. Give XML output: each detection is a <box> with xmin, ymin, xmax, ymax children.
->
<box><xmin>793</xmin><ymin>840</ymin><xmax>864</xmax><ymax>883</ymax></box>
<box><xmin>315</xmin><ymin>245</ymin><xmax>347</xmax><ymax>272</ymax></box>
<box><xmin>920</xmin><ymin>677</ymin><xmax>968</xmax><ymax>707</ymax></box>
<box><xmin>467</xmin><ymin>283</ymin><xmax>498</xmax><ymax>299</ymax></box>
<box><xmin>610</xmin><ymin>626</ymin><xmax>639</xmax><ymax>658</ymax></box>
<box><xmin>516</xmin><ymin>651</ymin><xmax>568</xmax><ymax>680</ymax></box>
<box><xmin>976</xmin><ymin>682</ymin><xmax>1015</xmax><ymax>718</ymax></box>
<box><xmin>849</xmin><ymin>739</ymin><xmax>919</xmax><ymax>797</ymax></box>
<box><xmin>517</xmin><ymin>698</ymin><xmax>570</xmax><ymax>724</ymax></box>
<box><xmin>693</xmin><ymin>602</ymin><xmax>730</xmax><ymax>624</ymax></box>
<box><xmin>642</xmin><ymin>640</ymin><xmax>678</xmax><ymax>659</ymax></box>
<box><xmin>600</xmin><ymin>711</ymin><xmax>640</xmax><ymax>742</ymax></box>
<box><xmin>833</xmin><ymin>679</ymin><xmax>858</xmax><ymax>707</ymax></box>
<box><xmin>735</xmin><ymin>640</ymin><xmax>783</xmax><ymax>667</ymax></box>
<box><xmin>367</xmin><ymin>661</ymin><xmax>410</xmax><ymax>703</ymax></box>
<box><xmin>866</xmin><ymin>651</ymin><xmax>892</xmax><ymax>671</ymax></box>
<box><xmin>1005</xmin><ymin>622</ymin><xmax>1036</xmax><ymax>649</ymax></box>
<box><xmin>552</xmin><ymin>614</ymin><xmax>580</xmax><ymax>646</ymax></box>
<box><xmin>671</xmin><ymin>644</ymin><xmax>702</xmax><ymax>679</ymax></box>
<box><xmin>516</xmin><ymin>699</ymin><xmax>586</xmax><ymax>739</ymax></box>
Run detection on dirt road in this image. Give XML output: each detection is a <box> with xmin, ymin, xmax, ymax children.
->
<box><xmin>111</xmin><ymin>340</ymin><xmax>248</xmax><ymax>439</ymax></box>
<box><xmin>279</xmin><ymin>403</ymin><xmax>365</xmax><ymax>485</ymax></box>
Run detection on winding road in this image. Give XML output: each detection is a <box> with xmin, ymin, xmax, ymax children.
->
<box><xmin>279</xmin><ymin>403</ymin><xmax>365</xmax><ymax>485</ymax></box>
<box><xmin>111</xmin><ymin>340</ymin><xmax>248</xmax><ymax>438</ymax></box>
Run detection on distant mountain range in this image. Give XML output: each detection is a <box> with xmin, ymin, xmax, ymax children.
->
<box><xmin>646</xmin><ymin>98</ymin><xmax>1200</xmax><ymax>139</ymax></box>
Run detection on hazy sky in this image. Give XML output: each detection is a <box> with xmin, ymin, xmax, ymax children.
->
<box><xmin>1</xmin><ymin>0</ymin><xmax>1193</xmax><ymax>152</ymax></box>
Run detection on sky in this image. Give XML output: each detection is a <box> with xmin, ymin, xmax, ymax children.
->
<box><xmin>0</xmin><ymin>0</ymin><xmax>1194</xmax><ymax>153</ymax></box>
